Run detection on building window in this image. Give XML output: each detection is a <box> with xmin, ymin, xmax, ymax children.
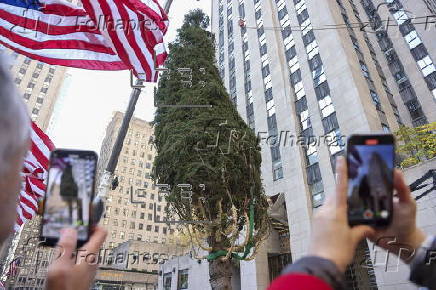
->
<box><xmin>273</xmin><ymin>166</ymin><xmax>283</xmax><ymax>181</ymax></box>
<box><xmin>318</xmin><ymin>96</ymin><xmax>334</xmax><ymax>118</ymax></box>
<box><xmin>418</xmin><ymin>56</ymin><xmax>436</xmax><ymax>77</ymax></box>
<box><xmin>310</xmin><ymin>180</ymin><xmax>324</xmax><ymax>208</ymax></box>
<box><xmin>411</xmin><ymin>43</ymin><xmax>428</xmax><ymax>61</ymax></box>
<box><xmin>178</xmin><ymin>269</ymin><xmax>189</xmax><ymax>290</ymax></box>
<box><xmin>163</xmin><ymin>273</ymin><xmax>172</xmax><ymax>290</ymax></box>
<box><xmin>360</xmin><ymin>61</ymin><xmax>369</xmax><ymax>78</ymax></box>
<box><xmin>370</xmin><ymin>90</ymin><xmax>382</xmax><ymax>110</ymax></box>
<box><xmin>146</xmin><ymin>225</ymin><xmax>152</xmax><ymax>231</ymax></box>
<box><xmin>426</xmin><ymin>71</ymin><xmax>436</xmax><ymax>89</ymax></box>
<box><xmin>322</xmin><ymin>113</ymin><xmax>339</xmax><ymax>133</ymax></box>
<box><xmin>315</xmin><ymin>81</ymin><xmax>329</xmax><ymax>100</ymax></box>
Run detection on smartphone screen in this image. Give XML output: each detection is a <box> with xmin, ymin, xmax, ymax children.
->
<box><xmin>40</xmin><ymin>149</ymin><xmax>98</xmax><ymax>247</ymax></box>
<box><xmin>347</xmin><ymin>134</ymin><xmax>394</xmax><ymax>227</ymax></box>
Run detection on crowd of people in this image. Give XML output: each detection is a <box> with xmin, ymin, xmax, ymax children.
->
<box><xmin>0</xmin><ymin>54</ymin><xmax>434</xmax><ymax>289</ymax></box>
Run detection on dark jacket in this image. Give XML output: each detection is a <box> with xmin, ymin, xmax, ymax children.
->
<box><xmin>268</xmin><ymin>237</ymin><xmax>436</xmax><ymax>290</ymax></box>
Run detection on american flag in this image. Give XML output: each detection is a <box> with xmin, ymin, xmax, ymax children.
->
<box><xmin>15</xmin><ymin>122</ymin><xmax>55</xmax><ymax>230</ymax></box>
<box><xmin>0</xmin><ymin>0</ymin><xmax>168</xmax><ymax>81</ymax></box>
<box><xmin>6</xmin><ymin>257</ymin><xmax>21</xmax><ymax>278</ymax></box>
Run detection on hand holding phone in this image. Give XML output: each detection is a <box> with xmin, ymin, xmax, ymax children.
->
<box><xmin>40</xmin><ymin>149</ymin><xmax>98</xmax><ymax>247</ymax></box>
<box><xmin>347</xmin><ymin>134</ymin><xmax>395</xmax><ymax>227</ymax></box>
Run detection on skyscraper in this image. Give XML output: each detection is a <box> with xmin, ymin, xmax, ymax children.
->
<box><xmin>95</xmin><ymin>112</ymin><xmax>181</xmax><ymax>288</ymax></box>
<box><xmin>97</xmin><ymin>111</ymin><xmax>176</xmax><ymax>248</ymax></box>
<box><xmin>212</xmin><ymin>0</ymin><xmax>435</xmax><ymax>289</ymax></box>
<box><xmin>1</xmin><ymin>50</ymin><xmax>68</xmax><ymax>131</ymax></box>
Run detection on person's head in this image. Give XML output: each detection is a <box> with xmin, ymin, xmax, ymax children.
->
<box><xmin>0</xmin><ymin>55</ymin><xmax>30</xmax><ymax>242</ymax></box>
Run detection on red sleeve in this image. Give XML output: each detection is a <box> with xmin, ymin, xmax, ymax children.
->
<box><xmin>268</xmin><ymin>273</ymin><xmax>333</xmax><ymax>290</ymax></box>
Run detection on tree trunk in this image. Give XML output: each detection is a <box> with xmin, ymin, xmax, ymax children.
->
<box><xmin>209</xmin><ymin>259</ymin><xmax>233</xmax><ymax>290</ymax></box>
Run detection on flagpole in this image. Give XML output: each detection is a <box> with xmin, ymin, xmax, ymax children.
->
<box><xmin>164</xmin><ymin>0</ymin><xmax>173</xmax><ymax>13</ymax></box>
<box><xmin>96</xmin><ymin>1</ymin><xmax>173</xmax><ymax>203</ymax></box>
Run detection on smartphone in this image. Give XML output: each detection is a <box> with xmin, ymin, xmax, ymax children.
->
<box><xmin>40</xmin><ymin>149</ymin><xmax>98</xmax><ymax>247</ymax></box>
<box><xmin>347</xmin><ymin>134</ymin><xmax>395</xmax><ymax>227</ymax></box>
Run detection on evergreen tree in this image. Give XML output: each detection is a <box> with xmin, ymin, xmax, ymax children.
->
<box><xmin>153</xmin><ymin>9</ymin><xmax>270</xmax><ymax>289</ymax></box>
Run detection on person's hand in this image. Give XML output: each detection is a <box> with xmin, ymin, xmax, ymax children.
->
<box><xmin>307</xmin><ymin>157</ymin><xmax>375</xmax><ymax>273</ymax></box>
<box><xmin>368</xmin><ymin>170</ymin><xmax>426</xmax><ymax>263</ymax></box>
<box><xmin>46</xmin><ymin>226</ymin><xmax>107</xmax><ymax>290</ymax></box>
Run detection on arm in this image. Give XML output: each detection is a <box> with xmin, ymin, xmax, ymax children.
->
<box><xmin>409</xmin><ymin>235</ymin><xmax>436</xmax><ymax>287</ymax></box>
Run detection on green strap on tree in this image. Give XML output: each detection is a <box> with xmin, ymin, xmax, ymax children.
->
<box><xmin>206</xmin><ymin>200</ymin><xmax>255</xmax><ymax>261</ymax></box>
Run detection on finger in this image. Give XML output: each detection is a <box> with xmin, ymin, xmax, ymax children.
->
<box><xmin>351</xmin><ymin>225</ymin><xmax>375</xmax><ymax>244</ymax></box>
<box><xmin>335</xmin><ymin>156</ymin><xmax>348</xmax><ymax>209</ymax></box>
<box><xmin>394</xmin><ymin>169</ymin><xmax>412</xmax><ymax>203</ymax></box>
<box><xmin>80</xmin><ymin>226</ymin><xmax>107</xmax><ymax>254</ymax></box>
<box><xmin>56</xmin><ymin>228</ymin><xmax>77</xmax><ymax>265</ymax></box>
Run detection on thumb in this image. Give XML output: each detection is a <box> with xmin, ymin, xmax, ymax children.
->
<box><xmin>351</xmin><ymin>225</ymin><xmax>375</xmax><ymax>245</ymax></box>
<box><xmin>55</xmin><ymin>228</ymin><xmax>77</xmax><ymax>265</ymax></box>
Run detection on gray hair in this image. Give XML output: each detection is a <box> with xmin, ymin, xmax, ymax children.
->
<box><xmin>0</xmin><ymin>54</ymin><xmax>30</xmax><ymax>173</ymax></box>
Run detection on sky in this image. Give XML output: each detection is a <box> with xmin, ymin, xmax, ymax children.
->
<box><xmin>49</xmin><ymin>0</ymin><xmax>212</xmax><ymax>154</ymax></box>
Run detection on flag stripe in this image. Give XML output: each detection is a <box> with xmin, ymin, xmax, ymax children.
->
<box><xmin>15</xmin><ymin>122</ymin><xmax>54</xmax><ymax>229</ymax></box>
<box><xmin>126</xmin><ymin>6</ymin><xmax>156</xmax><ymax>80</ymax></box>
<box><xmin>43</xmin><ymin>4</ymin><xmax>88</xmax><ymax>17</ymax></box>
<box><xmin>31</xmin><ymin>121</ymin><xmax>55</xmax><ymax>151</ymax></box>
<box><xmin>90</xmin><ymin>0</ymin><xmax>142</xmax><ymax>76</ymax></box>
<box><xmin>0</xmin><ymin>26</ymin><xmax>118</xmax><ymax>55</ymax></box>
<box><xmin>0</xmin><ymin>36</ymin><xmax>128</xmax><ymax>70</ymax></box>
<box><xmin>115</xmin><ymin>2</ymin><xmax>152</xmax><ymax>79</ymax></box>
<box><xmin>0</xmin><ymin>0</ymin><xmax>168</xmax><ymax>81</ymax></box>
<box><xmin>0</xmin><ymin>4</ymin><xmax>97</xmax><ymax>32</ymax></box>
